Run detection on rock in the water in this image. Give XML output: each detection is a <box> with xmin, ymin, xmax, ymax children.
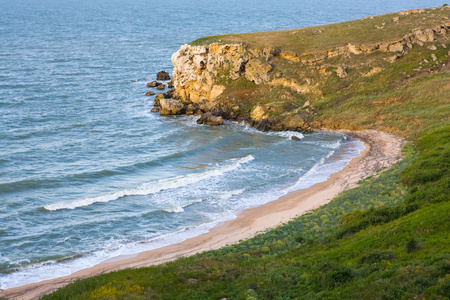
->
<box><xmin>157</xmin><ymin>71</ymin><xmax>171</xmax><ymax>80</ymax></box>
<box><xmin>291</xmin><ymin>136</ymin><xmax>301</xmax><ymax>141</ymax></box>
<box><xmin>159</xmin><ymin>99</ymin><xmax>186</xmax><ymax>115</ymax></box>
<box><xmin>151</xmin><ymin>107</ymin><xmax>160</xmax><ymax>113</ymax></box>
<box><xmin>146</xmin><ymin>81</ymin><xmax>158</xmax><ymax>88</ymax></box>
<box><xmin>167</xmin><ymin>80</ymin><xmax>174</xmax><ymax>88</ymax></box>
<box><xmin>145</xmin><ymin>91</ymin><xmax>155</xmax><ymax>96</ymax></box>
<box><xmin>196</xmin><ymin>112</ymin><xmax>224</xmax><ymax>126</ymax></box>
<box><xmin>157</xmin><ymin>84</ymin><xmax>165</xmax><ymax>90</ymax></box>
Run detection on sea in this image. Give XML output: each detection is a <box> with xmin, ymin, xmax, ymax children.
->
<box><xmin>0</xmin><ymin>0</ymin><xmax>443</xmax><ymax>289</ymax></box>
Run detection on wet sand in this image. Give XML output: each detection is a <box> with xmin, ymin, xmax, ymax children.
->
<box><xmin>0</xmin><ymin>130</ymin><xmax>404</xmax><ymax>300</ymax></box>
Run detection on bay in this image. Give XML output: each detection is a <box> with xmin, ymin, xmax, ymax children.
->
<box><xmin>0</xmin><ymin>0</ymin><xmax>442</xmax><ymax>289</ymax></box>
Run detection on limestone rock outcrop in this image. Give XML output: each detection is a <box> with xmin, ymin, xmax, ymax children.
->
<box><xmin>171</xmin><ymin>43</ymin><xmax>278</xmax><ymax>103</ymax></box>
<box><xmin>162</xmin><ymin>14</ymin><xmax>449</xmax><ymax>131</ymax></box>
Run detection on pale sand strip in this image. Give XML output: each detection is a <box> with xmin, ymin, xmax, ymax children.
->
<box><xmin>0</xmin><ymin>130</ymin><xmax>404</xmax><ymax>300</ymax></box>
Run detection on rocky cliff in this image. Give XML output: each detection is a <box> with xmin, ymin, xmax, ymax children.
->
<box><xmin>171</xmin><ymin>43</ymin><xmax>278</xmax><ymax>102</ymax></box>
<box><xmin>159</xmin><ymin>6</ymin><xmax>449</xmax><ymax>136</ymax></box>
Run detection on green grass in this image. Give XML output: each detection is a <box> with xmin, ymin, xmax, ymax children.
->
<box><xmin>191</xmin><ymin>6</ymin><xmax>450</xmax><ymax>53</ymax></box>
<box><xmin>42</xmin><ymin>7</ymin><xmax>450</xmax><ymax>299</ymax></box>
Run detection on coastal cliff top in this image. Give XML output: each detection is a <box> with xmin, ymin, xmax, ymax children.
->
<box><xmin>167</xmin><ymin>6</ymin><xmax>449</xmax><ymax>140</ymax></box>
<box><xmin>191</xmin><ymin>7</ymin><xmax>450</xmax><ymax>52</ymax></box>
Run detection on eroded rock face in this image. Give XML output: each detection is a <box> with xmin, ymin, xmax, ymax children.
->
<box><xmin>171</xmin><ymin>43</ymin><xmax>278</xmax><ymax>103</ymax></box>
<box><xmin>250</xmin><ymin>105</ymin><xmax>269</xmax><ymax>122</ymax></box>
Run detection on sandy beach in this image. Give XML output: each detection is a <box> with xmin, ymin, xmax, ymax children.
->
<box><xmin>0</xmin><ymin>130</ymin><xmax>404</xmax><ymax>300</ymax></box>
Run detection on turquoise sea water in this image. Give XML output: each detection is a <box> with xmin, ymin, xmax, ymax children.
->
<box><xmin>0</xmin><ymin>0</ymin><xmax>443</xmax><ymax>289</ymax></box>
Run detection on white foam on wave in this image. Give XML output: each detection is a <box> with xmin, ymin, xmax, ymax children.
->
<box><xmin>162</xmin><ymin>205</ymin><xmax>185</xmax><ymax>213</ymax></box>
<box><xmin>302</xmin><ymin>139</ymin><xmax>342</xmax><ymax>149</ymax></box>
<box><xmin>285</xmin><ymin>138</ymin><xmax>364</xmax><ymax>193</ymax></box>
<box><xmin>234</xmin><ymin>122</ymin><xmax>304</xmax><ymax>140</ymax></box>
<box><xmin>44</xmin><ymin>155</ymin><xmax>254</xmax><ymax>211</ymax></box>
<box><xmin>216</xmin><ymin>188</ymin><xmax>246</xmax><ymax>200</ymax></box>
<box><xmin>0</xmin><ymin>220</ymin><xmax>224</xmax><ymax>290</ymax></box>
<box><xmin>160</xmin><ymin>188</ymin><xmax>246</xmax><ymax>214</ymax></box>
<box><xmin>267</xmin><ymin>131</ymin><xmax>304</xmax><ymax>140</ymax></box>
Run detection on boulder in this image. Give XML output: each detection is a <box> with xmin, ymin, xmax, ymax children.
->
<box><xmin>168</xmin><ymin>80</ymin><xmax>174</xmax><ymax>88</ymax></box>
<box><xmin>250</xmin><ymin>105</ymin><xmax>269</xmax><ymax>121</ymax></box>
<box><xmin>145</xmin><ymin>91</ymin><xmax>155</xmax><ymax>96</ymax></box>
<box><xmin>185</xmin><ymin>104</ymin><xmax>197</xmax><ymax>115</ymax></box>
<box><xmin>159</xmin><ymin>99</ymin><xmax>186</xmax><ymax>115</ymax></box>
<box><xmin>385</xmin><ymin>54</ymin><xmax>400</xmax><ymax>64</ymax></box>
<box><xmin>388</xmin><ymin>42</ymin><xmax>405</xmax><ymax>52</ymax></box>
<box><xmin>413</xmin><ymin>29</ymin><xmax>436</xmax><ymax>43</ymax></box>
<box><xmin>196</xmin><ymin>112</ymin><xmax>224</xmax><ymax>126</ymax></box>
<box><xmin>146</xmin><ymin>81</ymin><xmax>158</xmax><ymax>88</ymax></box>
<box><xmin>156</xmin><ymin>84</ymin><xmax>165</xmax><ymax>90</ymax></box>
<box><xmin>335</xmin><ymin>64</ymin><xmax>348</xmax><ymax>78</ymax></box>
<box><xmin>151</xmin><ymin>107</ymin><xmax>160</xmax><ymax>113</ymax></box>
<box><xmin>157</xmin><ymin>71</ymin><xmax>171</xmax><ymax>80</ymax></box>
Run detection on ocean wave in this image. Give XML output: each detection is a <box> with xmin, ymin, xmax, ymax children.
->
<box><xmin>267</xmin><ymin>131</ymin><xmax>304</xmax><ymax>140</ymax></box>
<box><xmin>301</xmin><ymin>139</ymin><xmax>342</xmax><ymax>149</ymax></box>
<box><xmin>161</xmin><ymin>188</ymin><xmax>246</xmax><ymax>214</ymax></box>
<box><xmin>234</xmin><ymin>122</ymin><xmax>304</xmax><ymax>140</ymax></box>
<box><xmin>162</xmin><ymin>206</ymin><xmax>185</xmax><ymax>213</ymax></box>
<box><xmin>215</xmin><ymin>188</ymin><xmax>246</xmax><ymax>199</ymax></box>
<box><xmin>44</xmin><ymin>155</ymin><xmax>254</xmax><ymax>211</ymax></box>
<box><xmin>284</xmin><ymin>139</ymin><xmax>364</xmax><ymax>193</ymax></box>
<box><xmin>0</xmin><ymin>221</ymin><xmax>223</xmax><ymax>289</ymax></box>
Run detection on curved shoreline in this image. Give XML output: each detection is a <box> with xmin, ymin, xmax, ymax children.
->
<box><xmin>0</xmin><ymin>129</ymin><xmax>404</xmax><ymax>300</ymax></box>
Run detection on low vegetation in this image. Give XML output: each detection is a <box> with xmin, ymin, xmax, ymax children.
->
<box><xmin>42</xmin><ymin>6</ymin><xmax>449</xmax><ymax>299</ymax></box>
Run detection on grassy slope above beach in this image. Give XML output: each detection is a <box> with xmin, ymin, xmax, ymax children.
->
<box><xmin>42</xmin><ymin>7</ymin><xmax>450</xmax><ymax>300</ymax></box>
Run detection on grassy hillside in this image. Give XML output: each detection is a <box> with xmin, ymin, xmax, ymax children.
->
<box><xmin>41</xmin><ymin>7</ymin><xmax>449</xmax><ymax>300</ymax></box>
<box><xmin>192</xmin><ymin>6</ymin><xmax>449</xmax><ymax>140</ymax></box>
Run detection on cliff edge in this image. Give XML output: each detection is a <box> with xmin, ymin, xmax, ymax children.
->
<box><xmin>160</xmin><ymin>6</ymin><xmax>449</xmax><ymax>139</ymax></box>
